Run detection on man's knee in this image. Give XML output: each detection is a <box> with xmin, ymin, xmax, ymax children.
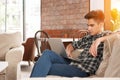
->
<box><xmin>42</xmin><ymin>49</ymin><xmax>55</xmax><ymax>56</ymax></box>
<box><xmin>43</xmin><ymin>49</ymin><xmax>51</xmax><ymax>53</ymax></box>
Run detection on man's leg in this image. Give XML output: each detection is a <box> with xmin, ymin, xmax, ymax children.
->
<box><xmin>30</xmin><ymin>50</ymin><xmax>69</xmax><ymax>77</ymax></box>
<box><xmin>48</xmin><ymin>64</ymin><xmax>89</xmax><ymax>77</ymax></box>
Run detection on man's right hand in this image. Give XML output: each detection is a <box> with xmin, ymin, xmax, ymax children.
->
<box><xmin>66</xmin><ymin>44</ymin><xmax>74</xmax><ymax>58</ymax></box>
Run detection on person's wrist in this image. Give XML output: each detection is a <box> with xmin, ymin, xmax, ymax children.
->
<box><xmin>98</xmin><ymin>37</ymin><xmax>104</xmax><ymax>42</ymax></box>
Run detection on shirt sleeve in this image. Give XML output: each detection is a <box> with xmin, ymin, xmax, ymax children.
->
<box><xmin>72</xmin><ymin>36</ymin><xmax>87</xmax><ymax>49</ymax></box>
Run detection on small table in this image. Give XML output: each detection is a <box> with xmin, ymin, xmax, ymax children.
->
<box><xmin>61</xmin><ymin>38</ymin><xmax>74</xmax><ymax>48</ymax></box>
<box><xmin>0</xmin><ymin>61</ymin><xmax>8</xmax><ymax>80</ymax></box>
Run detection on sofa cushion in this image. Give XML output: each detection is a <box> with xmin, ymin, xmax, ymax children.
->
<box><xmin>95</xmin><ymin>33</ymin><xmax>118</xmax><ymax>77</ymax></box>
<box><xmin>95</xmin><ymin>40</ymin><xmax>111</xmax><ymax>77</ymax></box>
<box><xmin>104</xmin><ymin>35</ymin><xmax>120</xmax><ymax>77</ymax></box>
<box><xmin>71</xmin><ymin>49</ymin><xmax>83</xmax><ymax>59</ymax></box>
<box><xmin>0</xmin><ymin>32</ymin><xmax>22</xmax><ymax>60</ymax></box>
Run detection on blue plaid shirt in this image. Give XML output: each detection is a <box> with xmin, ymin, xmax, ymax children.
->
<box><xmin>70</xmin><ymin>31</ymin><xmax>110</xmax><ymax>74</ymax></box>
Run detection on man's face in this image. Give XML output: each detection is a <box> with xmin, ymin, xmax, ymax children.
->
<box><xmin>87</xmin><ymin>19</ymin><xmax>103</xmax><ymax>35</ymax></box>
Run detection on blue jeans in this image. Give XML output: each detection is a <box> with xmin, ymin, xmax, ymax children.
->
<box><xmin>30</xmin><ymin>50</ymin><xmax>89</xmax><ymax>77</ymax></box>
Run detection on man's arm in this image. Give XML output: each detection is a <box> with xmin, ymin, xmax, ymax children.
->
<box><xmin>89</xmin><ymin>32</ymin><xmax>120</xmax><ymax>57</ymax></box>
<box><xmin>66</xmin><ymin>36</ymin><xmax>86</xmax><ymax>58</ymax></box>
<box><xmin>66</xmin><ymin>44</ymin><xmax>74</xmax><ymax>58</ymax></box>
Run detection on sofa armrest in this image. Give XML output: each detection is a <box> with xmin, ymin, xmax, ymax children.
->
<box><xmin>5</xmin><ymin>46</ymin><xmax>24</xmax><ymax>80</ymax></box>
<box><xmin>5</xmin><ymin>45</ymin><xmax>24</xmax><ymax>63</ymax></box>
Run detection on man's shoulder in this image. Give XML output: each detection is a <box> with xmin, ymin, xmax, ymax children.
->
<box><xmin>102</xmin><ymin>30</ymin><xmax>112</xmax><ymax>36</ymax></box>
<box><xmin>81</xmin><ymin>30</ymin><xmax>112</xmax><ymax>39</ymax></box>
<box><xmin>81</xmin><ymin>34</ymin><xmax>92</xmax><ymax>40</ymax></box>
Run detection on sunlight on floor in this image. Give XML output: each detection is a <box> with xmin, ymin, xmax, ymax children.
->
<box><xmin>21</xmin><ymin>61</ymin><xmax>34</xmax><ymax>80</ymax></box>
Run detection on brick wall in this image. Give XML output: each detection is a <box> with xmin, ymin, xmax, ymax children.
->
<box><xmin>41</xmin><ymin>0</ymin><xmax>90</xmax><ymax>37</ymax></box>
<box><xmin>44</xmin><ymin>29</ymin><xmax>88</xmax><ymax>38</ymax></box>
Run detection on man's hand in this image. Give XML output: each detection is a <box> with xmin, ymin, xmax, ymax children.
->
<box><xmin>66</xmin><ymin>44</ymin><xmax>74</xmax><ymax>58</ymax></box>
<box><xmin>89</xmin><ymin>32</ymin><xmax>120</xmax><ymax>57</ymax></box>
<box><xmin>89</xmin><ymin>38</ymin><xmax>101</xmax><ymax>57</ymax></box>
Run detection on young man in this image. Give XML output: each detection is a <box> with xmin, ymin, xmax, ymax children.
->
<box><xmin>30</xmin><ymin>10</ymin><xmax>108</xmax><ymax>77</ymax></box>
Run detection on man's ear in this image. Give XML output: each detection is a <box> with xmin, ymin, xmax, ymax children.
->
<box><xmin>99</xmin><ymin>22</ymin><xmax>104</xmax><ymax>27</ymax></box>
<box><xmin>99</xmin><ymin>22</ymin><xmax>104</xmax><ymax>31</ymax></box>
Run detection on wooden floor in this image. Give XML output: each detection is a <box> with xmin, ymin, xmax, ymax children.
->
<box><xmin>21</xmin><ymin>61</ymin><xmax>34</xmax><ymax>80</ymax></box>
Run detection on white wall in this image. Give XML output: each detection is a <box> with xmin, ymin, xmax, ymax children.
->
<box><xmin>90</xmin><ymin>0</ymin><xmax>104</xmax><ymax>11</ymax></box>
<box><xmin>24</xmin><ymin>0</ymin><xmax>41</xmax><ymax>39</ymax></box>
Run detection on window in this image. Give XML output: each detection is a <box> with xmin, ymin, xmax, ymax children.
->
<box><xmin>111</xmin><ymin>0</ymin><xmax>120</xmax><ymax>31</ymax></box>
<box><xmin>0</xmin><ymin>0</ymin><xmax>23</xmax><ymax>33</ymax></box>
<box><xmin>111</xmin><ymin>0</ymin><xmax>120</xmax><ymax>11</ymax></box>
<box><xmin>0</xmin><ymin>0</ymin><xmax>41</xmax><ymax>40</ymax></box>
<box><xmin>0</xmin><ymin>0</ymin><xmax>5</xmax><ymax>32</ymax></box>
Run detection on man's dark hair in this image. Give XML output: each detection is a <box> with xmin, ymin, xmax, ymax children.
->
<box><xmin>84</xmin><ymin>10</ymin><xmax>105</xmax><ymax>22</ymax></box>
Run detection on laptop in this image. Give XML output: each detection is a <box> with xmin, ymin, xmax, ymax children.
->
<box><xmin>48</xmin><ymin>38</ymin><xmax>80</xmax><ymax>62</ymax></box>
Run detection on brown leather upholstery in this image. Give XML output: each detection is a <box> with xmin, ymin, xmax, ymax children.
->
<box><xmin>22</xmin><ymin>38</ymin><xmax>36</xmax><ymax>66</ymax></box>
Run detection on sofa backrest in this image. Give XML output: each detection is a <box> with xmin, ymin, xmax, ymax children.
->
<box><xmin>104</xmin><ymin>34</ymin><xmax>120</xmax><ymax>77</ymax></box>
<box><xmin>96</xmin><ymin>33</ymin><xmax>120</xmax><ymax>77</ymax></box>
<box><xmin>0</xmin><ymin>32</ymin><xmax>22</xmax><ymax>60</ymax></box>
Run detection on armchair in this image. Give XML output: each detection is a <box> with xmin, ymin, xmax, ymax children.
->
<box><xmin>0</xmin><ymin>32</ymin><xmax>24</xmax><ymax>80</ymax></box>
<box><xmin>22</xmin><ymin>38</ymin><xmax>36</xmax><ymax>66</ymax></box>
